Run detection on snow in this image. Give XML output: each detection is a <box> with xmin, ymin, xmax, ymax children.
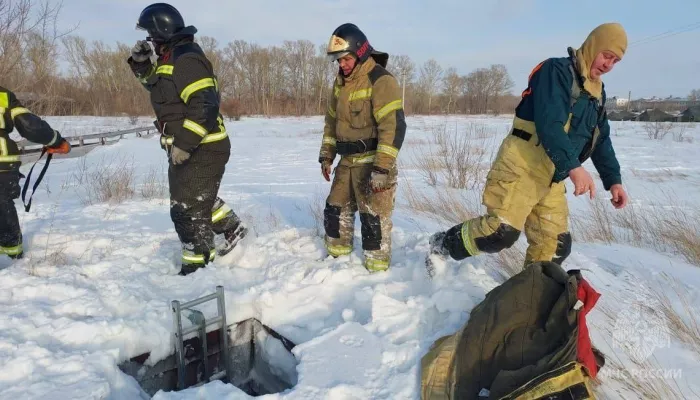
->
<box><xmin>1</xmin><ymin>114</ymin><xmax>700</xmax><ymax>399</ymax></box>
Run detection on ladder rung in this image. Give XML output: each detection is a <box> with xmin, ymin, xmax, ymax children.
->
<box><xmin>181</xmin><ymin>316</ymin><xmax>224</xmax><ymax>336</ymax></box>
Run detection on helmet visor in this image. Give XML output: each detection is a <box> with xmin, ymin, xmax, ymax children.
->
<box><xmin>327</xmin><ymin>51</ymin><xmax>350</xmax><ymax>62</ymax></box>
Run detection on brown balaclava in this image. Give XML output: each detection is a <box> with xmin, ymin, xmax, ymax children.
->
<box><xmin>575</xmin><ymin>22</ymin><xmax>627</xmax><ymax>99</ymax></box>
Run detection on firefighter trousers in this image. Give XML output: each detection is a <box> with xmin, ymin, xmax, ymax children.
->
<box><xmin>323</xmin><ymin>162</ymin><xmax>397</xmax><ymax>272</ymax></box>
<box><xmin>168</xmin><ymin>149</ymin><xmax>242</xmax><ymax>269</ymax></box>
<box><xmin>0</xmin><ymin>171</ymin><xmax>23</xmax><ymax>258</ymax></box>
<box><xmin>440</xmin><ymin>131</ymin><xmax>571</xmax><ymax>267</ymax></box>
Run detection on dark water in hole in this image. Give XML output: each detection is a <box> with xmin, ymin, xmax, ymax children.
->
<box><xmin>119</xmin><ymin>318</ymin><xmax>298</xmax><ymax>397</ymax></box>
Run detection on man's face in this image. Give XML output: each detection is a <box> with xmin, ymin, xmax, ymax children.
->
<box><xmin>590</xmin><ymin>50</ymin><xmax>621</xmax><ymax>80</ymax></box>
<box><xmin>338</xmin><ymin>54</ymin><xmax>357</xmax><ymax>76</ymax></box>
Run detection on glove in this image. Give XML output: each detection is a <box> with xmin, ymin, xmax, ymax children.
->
<box><xmin>131</xmin><ymin>40</ymin><xmax>153</xmax><ymax>63</ymax></box>
<box><xmin>170</xmin><ymin>146</ymin><xmax>191</xmax><ymax>165</ymax></box>
<box><xmin>370</xmin><ymin>168</ymin><xmax>391</xmax><ymax>193</ymax></box>
<box><xmin>46</xmin><ymin>134</ymin><xmax>71</xmax><ymax>154</ymax></box>
<box><xmin>321</xmin><ymin>158</ymin><xmax>332</xmax><ymax>182</ymax></box>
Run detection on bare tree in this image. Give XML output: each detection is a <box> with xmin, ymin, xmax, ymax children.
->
<box><xmin>418</xmin><ymin>59</ymin><xmax>442</xmax><ymax>114</ymax></box>
<box><xmin>442</xmin><ymin>67</ymin><xmax>461</xmax><ymax>114</ymax></box>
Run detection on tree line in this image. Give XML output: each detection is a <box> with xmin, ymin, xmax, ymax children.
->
<box><xmin>0</xmin><ymin>0</ymin><xmax>519</xmax><ymax>118</ymax></box>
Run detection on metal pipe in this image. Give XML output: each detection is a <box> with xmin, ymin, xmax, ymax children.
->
<box><xmin>172</xmin><ymin>300</ymin><xmax>186</xmax><ymax>391</ymax></box>
<box><xmin>216</xmin><ymin>285</ymin><xmax>232</xmax><ymax>382</ymax></box>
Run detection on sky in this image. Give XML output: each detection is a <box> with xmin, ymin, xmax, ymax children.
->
<box><xmin>55</xmin><ymin>0</ymin><xmax>700</xmax><ymax>99</ymax></box>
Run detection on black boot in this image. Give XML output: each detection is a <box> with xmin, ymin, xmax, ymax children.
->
<box><xmin>178</xmin><ymin>263</ymin><xmax>202</xmax><ymax>276</ymax></box>
<box><xmin>218</xmin><ymin>223</ymin><xmax>248</xmax><ymax>256</ymax></box>
<box><xmin>8</xmin><ymin>252</ymin><xmax>23</xmax><ymax>260</ymax></box>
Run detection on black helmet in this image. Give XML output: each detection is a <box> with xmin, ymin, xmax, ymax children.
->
<box><xmin>326</xmin><ymin>23</ymin><xmax>388</xmax><ymax>67</ymax></box>
<box><xmin>136</xmin><ymin>3</ymin><xmax>196</xmax><ymax>43</ymax></box>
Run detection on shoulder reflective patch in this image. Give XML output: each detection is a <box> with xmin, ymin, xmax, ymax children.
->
<box><xmin>180</xmin><ymin>78</ymin><xmax>216</xmax><ymax>103</ymax></box>
<box><xmin>0</xmin><ymin>92</ymin><xmax>8</xmax><ymax>108</ymax></box>
<box><xmin>374</xmin><ymin>99</ymin><xmax>403</xmax><ymax>121</ymax></box>
<box><xmin>156</xmin><ymin>65</ymin><xmax>174</xmax><ymax>75</ymax></box>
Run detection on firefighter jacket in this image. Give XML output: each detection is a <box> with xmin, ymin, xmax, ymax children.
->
<box><xmin>319</xmin><ymin>57</ymin><xmax>406</xmax><ymax>172</ymax></box>
<box><xmin>513</xmin><ymin>48</ymin><xmax>621</xmax><ymax>190</ymax></box>
<box><xmin>128</xmin><ymin>39</ymin><xmax>229</xmax><ymax>154</ymax></box>
<box><xmin>0</xmin><ymin>86</ymin><xmax>62</xmax><ymax>172</ymax></box>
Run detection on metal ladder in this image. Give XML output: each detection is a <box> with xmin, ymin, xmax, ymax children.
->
<box><xmin>171</xmin><ymin>286</ymin><xmax>232</xmax><ymax>390</ymax></box>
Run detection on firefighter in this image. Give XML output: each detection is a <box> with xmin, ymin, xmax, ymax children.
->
<box><xmin>0</xmin><ymin>86</ymin><xmax>71</xmax><ymax>260</ymax></box>
<box><xmin>127</xmin><ymin>3</ymin><xmax>247</xmax><ymax>276</ymax></box>
<box><xmin>319</xmin><ymin>23</ymin><xmax>406</xmax><ymax>272</ymax></box>
<box><xmin>428</xmin><ymin>22</ymin><xmax>629</xmax><ymax>268</ymax></box>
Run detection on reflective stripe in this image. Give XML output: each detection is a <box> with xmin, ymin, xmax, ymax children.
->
<box><xmin>325</xmin><ymin>241</ymin><xmax>352</xmax><ymax>257</ymax></box>
<box><xmin>156</xmin><ymin>65</ymin><xmax>173</xmax><ymax>75</ymax></box>
<box><xmin>0</xmin><ymin>107</ymin><xmax>5</xmax><ymax>129</ymax></box>
<box><xmin>10</xmin><ymin>107</ymin><xmax>30</xmax><ymax>119</ymax></box>
<box><xmin>349</xmin><ymin>88</ymin><xmax>372</xmax><ymax>101</ymax></box>
<box><xmin>350</xmin><ymin>151</ymin><xmax>375</xmax><ymax>164</ymax></box>
<box><xmin>461</xmin><ymin>220</ymin><xmax>481</xmax><ymax>257</ymax></box>
<box><xmin>182</xmin><ymin>249</ymin><xmax>216</xmax><ymax>264</ymax></box>
<box><xmin>377</xmin><ymin>144</ymin><xmax>399</xmax><ymax>158</ymax></box>
<box><xmin>322</xmin><ymin>137</ymin><xmax>337</xmax><ymax>146</ymax></box>
<box><xmin>0</xmin><ymin>243</ymin><xmax>23</xmax><ymax>256</ymax></box>
<box><xmin>183</xmin><ymin>119</ymin><xmax>208</xmax><ymax>137</ymax></box>
<box><xmin>374</xmin><ymin>99</ymin><xmax>403</xmax><ymax>121</ymax></box>
<box><xmin>0</xmin><ymin>156</ymin><xmax>20</xmax><ymax>162</ymax></box>
<box><xmin>365</xmin><ymin>258</ymin><xmax>389</xmax><ymax>272</ymax></box>
<box><xmin>328</xmin><ymin>107</ymin><xmax>336</xmax><ymax>119</ymax></box>
<box><xmin>0</xmin><ymin>137</ymin><xmax>8</xmax><ymax>155</ymax></box>
<box><xmin>212</xmin><ymin>203</ymin><xmax>232</xmax><ymax>223</ymax></box>
<box><xmin>160</xmin><ymin>136</ymin><xmax>174</xmax><ymax>146</ymax></box>
<box><xmin>0</xmin><ymin>92</ymin><xmax>8</xmax><ymax>108</ymax></box>
<box><xmin>333</xmin><ymin>86</ymin><xmax>341</xmax><ymax>98</ymax></box>
<box><xmin>46</xmin><ymin>130</ymin><xmax>58</xmax><ymax>146</ymax></box>
<box><xmin>180</xmin><ymin>78</ymin><xmax>216</xmax><ymax>103</ymax></box>
<box><xmin>201</xmin><ymin>131</ymin><xmax>227</xmax><ymax>143</ymax></box>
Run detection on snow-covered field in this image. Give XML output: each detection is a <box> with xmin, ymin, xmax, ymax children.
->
<box><xmin>2</xmin><ymin>115</ymin><xmax>700</xmax><ymax>399</ymax></box>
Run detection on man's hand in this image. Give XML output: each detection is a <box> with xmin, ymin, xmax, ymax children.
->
<box><xmin>46</xmin><ymin>134</ymin><xmax>71</xmax><ymax>154</ymax></box>
<box><xmin>131</xmin><ymin>40</ymin><xmax>153</xmax><ymax>63</ymax></box>
<box><xmin>171</xmin><ymin>146</ymin><xmax>190</xmax><ymax>165</ymax></box>
<box><xmin>321</xmin><ymin>159</ymin><xmax>332</xmax><ymax>182</ymax></box>
<box><xmin>569</xmin><ymin>166</ymin><xmax>596</xmax><ymax>199</ymax></box>
<box><xmin>609</xmin><ymin>184</ymin><xmax>628</xmax><ymax>209</ymax></box>
<box><xmin>370</xmin><ymin>168</ymin><xmax>391</xmax><ymax>193</ymax></box>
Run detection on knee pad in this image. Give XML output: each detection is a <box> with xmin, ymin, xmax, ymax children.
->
<box><xmin>473</xmin><ymin>223</ymin><xmax>521</xmax><ymax>253</ymax></box>
<box><xmin>360</xmin><ymin>213</ymin><xmax>381</xmax><ymax>251</ymax></box>
<box><xmin>323</xmin><ymin>203</ymin><xmax>342</xmax><ymax>239</ymax></box>
<box><xmin>552</xmin><ymin>232</ymin><xmax>572</xmax><ymax>265</ymax></box>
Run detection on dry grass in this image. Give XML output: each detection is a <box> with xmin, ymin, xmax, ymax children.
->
<box><xmin>628</xmin><ymin>168</ymin><xmax>690</xmax><ymax>182</ymax></box>
<box><xmin>644</xmin><ymin>121</ymin><xmax>674</xmax><ymax>140</ymax></box>
<box><xmin>403</xmin><ymin>178</ymin><xmax>479</xmax><ymax>226</ymax></box>
<box><xmin>590</xmin><ymin>276</ymin><xmax>700</xmax><ymax>399</ymax></box>
<box><xmin>305</xmin><ymin>189</ymin><xmax>326</xmax><ymax>238</ymax></box>
<box><xmin>571</xmin><ymin>191</ymin><xmax>700</xmax><ymax>266</ymax></box>
<box><xmin>71</xmin><ymin>154</ymin><xmax>136</xmax><ymax>205</ymax></box>
<box><xmin>653</xmin><ymin>274</ymin><xmax>700</xmax><ymax>356</ymax></box>
<box><xmin>412</xmin><ymin>122</ymin><xmax>497</xmax><ymax>190</ymax></box>
<box><xmin>672</xmin><ymin>123</ymin><xmax>694</xmax><ymax>143</ymax></box>
<box><xmin>140</xmin><ymin>164</ymin><xmax>168</xmax><ymax>200</ymax></box>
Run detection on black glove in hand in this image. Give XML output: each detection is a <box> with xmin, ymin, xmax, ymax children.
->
<box><xmin>131</xmin><ymin>40</ymin><xmax>153</xmax><ymax>63</ymax></box>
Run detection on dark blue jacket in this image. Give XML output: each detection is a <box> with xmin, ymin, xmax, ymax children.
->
<box><xmin>514</xmin><ymin>52</ymin><xmax>621</xmax><ymax>190</ymax></box>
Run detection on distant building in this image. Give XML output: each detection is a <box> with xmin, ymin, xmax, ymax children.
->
<box><xmin>637</xmin><ymin>108</ymin><xmax>676</xmax><ymax>122</ymax></box>
<box><xmin>680</xmin><ymin>106</ymin><xmax>700</xmax><ymax>122</ymax></box>
<box><xmin>615</xmin><ymin>98</ymin><xmax>629</xmax><ymax>107</ymax></box>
